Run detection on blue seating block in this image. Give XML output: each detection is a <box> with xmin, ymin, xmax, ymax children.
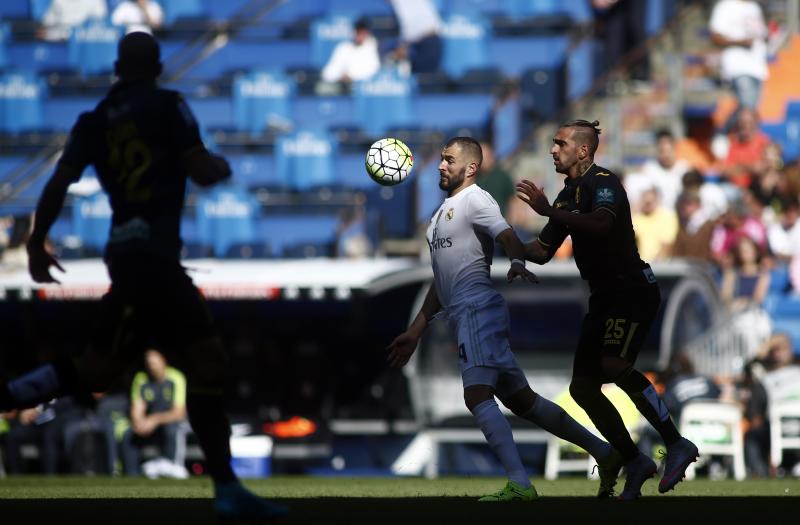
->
<box><xmin>71</xmin><ymin>191</ymin><xmax>112</xmax><ymax>251</ymax></box>
<box><xmin>310</xmin><ymin>15</ymin><xmax>353</xmax><ymax>68</ymax></box>
<box><xmin>275</xmin><ymin>129</ymin><xmax>336</xmax><ymax>190</ymax></box>
<box><xmin>232</xmin><ymin>70</ymin><xmax>295</xmax><ymax>134</ymax></box>
<box><xmin>68</xmin><ymin>19</ymin><xmax>122</xmax><ymax>77</ymax></box>
<box><xmin>161</xmin><ymin>0</ymin><xmax>206</xmax><ymax>24</ymax></box>
<box><xmin>441</xmin><ymin>13</ymin><xmax>490</xmax><ymax>78</ymax></box>
<box><xmin>0</xmin><ymin>71</ymin><xmax>47</xmax><ymax>132</ymax></box>
<box><xmin>256</xmin><ymin>214</ymin><xmax>339</xmax><ymax>256</ymax></box>
<box><xmin>354</xmin><ymin>70</ymin><xmax>416</xmax><ymax>136</ymax></box>
<box><xmin>196</xmin><ymin>185</ymin><xmax>259</xmax><ymax>257</ymax></box>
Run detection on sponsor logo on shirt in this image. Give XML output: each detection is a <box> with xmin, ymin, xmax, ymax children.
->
<box><xmin>429</xmin><ymin>227</ymin><xmax>453</xmax><ymax>251</ymax></box>
<box><xmin>596</xmin><ymin>188</ymin><xmax>615</xmax><ymax>204</ymax></box>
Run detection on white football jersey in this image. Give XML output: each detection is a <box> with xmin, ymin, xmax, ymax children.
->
<box><xmin>426</xmin><ymin>184</ymin><xmax>510</xmax><ymax>309</ymax></box>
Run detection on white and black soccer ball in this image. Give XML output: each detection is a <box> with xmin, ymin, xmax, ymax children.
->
<box><xmin>365</xmin><ymin>138</ymin><xmax>414</xmax><ymax>186</ymax></box>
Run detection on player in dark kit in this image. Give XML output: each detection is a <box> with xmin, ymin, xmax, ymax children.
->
<box><xmin>0</xmin><ymin>33</ymin><xmax>286</xmax><ymax>521</ymax></box>
<box><xmin>516</xmin><ymin>120</ymin><xmax>698</xmax><ymax>500</ymax></box>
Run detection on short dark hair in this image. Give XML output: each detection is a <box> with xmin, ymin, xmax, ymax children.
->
<box><xmin>445</xmin><ymin>136</ymin><xmax>483</xmax><ymax>167</ymax></box>
<box><xmin>355</xmin><ymin>17</ymin><xmax>370</xmax><ymax>31</ymax></box>
<box><xmin>560</xmin><ymin>119</ymin><xmax>601</xmax><ymax>155</ymax></box>
<box><xmin>655</xmin><ymin>128</ymin><xmax>674</xmax><ymax>142</ymax></box>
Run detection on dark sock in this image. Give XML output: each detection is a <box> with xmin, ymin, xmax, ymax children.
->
<box><xmin>571</xmin><ymin>379</ymin><xmax>640</xmax><ymax>461</ymax></box>
<box><xmin>616</xmin><ymin>368</ymin><xmax>681</xmax><ymax>446</ymax></box>
<box><xmin>187</xmin><ymin>391</ymin><xmax>237</xmax><ymax>485</ymax></box>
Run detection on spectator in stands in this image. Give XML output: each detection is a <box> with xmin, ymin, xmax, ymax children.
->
<box><xmin>710</xmin><ymin>198</ymin><xmax>768</xmax><ymax>265</ymax></box>
<box><xmin>681</xmin><ymin>169</ymin><xmax>729</xmax><ymax>224</ymax></box>
<box><xmin>61</xmin><ymin>392</ymin><xmax>127</xmax><ymax>475</ymax></box>
<box><xmin>625</xmin><ymin>130</ymin><xmax>690</xmax><ymax>213</ymax></box>
<box><xmin>0</xmin><ymin>215</ymin><xmax>32</xmax><ymax>271</ymax></box>
<box><xmin>320</xmin><ymin>17</ymin><xmax>380</xmax><ymax>86</ymax></box>
<box><xmin>591</xmin><ymin>0</ymin><xmax>649</xmax><ymax>83</ymax></box>
<box><xmin>389</xmin><ymin>0</ymin><xmax>442</xmax><ymax>74</ymax></box>
<box><xmin>3</xmin><ymin>398</ymin><xmax>79</xmax><ymax>474</ymax></box>
<box><xmin>709</xmin><ymin>0</ymin><xmax>768</xmax><ymax>130</ymax></box>
<box><xmin>719</xmin><ymin>235</ymin><xmax>771</xmax><ymax>311</ymax></box>
<box><xmin>111</xmin><ymin>0</ymin><xmax>164</xmax><ymax>35</ymax></box>
<box><xmin>631</xmin><ymin>187</ymin><xmax>678</xmax><ymax>262</ymax></box>
<box><xmin>40</xmin><ymin>0</ymin><xmax>108</xmax><ymax>42</ymax></box>
<box><xmin>671</xmin><ymin>191</ymin><xmax>718</xmax><ymax>262</ymax></box>
<box><xmin>722</xmin><ymin>108</ymin><xmax>771</xmax><ymax>192</ymax></box>
<box><xmin>751</xmin><ymin>142</ymin><xmax>791</xmax><ymax>217</ymax></box>
<box><xmin>768</xmin><ymin>198</ymin><xmax>799</xmax><ymax>265</ymax></box>
<box><xmin>477</xmin><ymin>140</ymin><xmax>515</xmax><ymax>217</ymax></box>
<box><xmin>120</xmin><ymin>349</ymin><xmax>187</xmax><ymax>477</ymax></box>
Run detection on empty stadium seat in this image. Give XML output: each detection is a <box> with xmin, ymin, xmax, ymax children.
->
<box><xmin>0</xmin><ymin>0</ymin><xmax>32</xmax><ymax>19</ymax></box>
<box><xmin>275</xmin><ymin>129</ymin><xmax>336</xmax><ymax>190</ymax></box>
<box><xmin>0</xmin><ymin>71</ymin><xmax>47</xmax><ymax>133</ymax></box>
<box><xmin>489</xmin><ymin>35</ymin><xmax>568</xmax><ymax>77</ymax></box>
<box><xmin>71</xmin><ymin>191</ymin><xmax>112</xmax><ymax>252</ymax></box>
<box><xmin>0</xmin><ymin>23</ymin><xmax>9</xmax><ymax>70</ymax></box>
<box><xmin>256</xmin><ymin>214</ymin><xmax>339</xmax><ymax>257</ymax></box>
<box><xmin>232</xmin><ymin>69</ymin><xmax>295</xmax><ymax>134</ymax></box>
<box><xmin>227</xmin><ymin>153</ymin><xmax>281</xmax><ymax>189</ymax></box>
<box><xmin>68</xmin><ymin>19</ymin><xmax>121</xmax><ymax>77</ymax></box>
<box><xmin>196</xmin><ymin>185</ymin><xmax>260</xmax><ymax>257</ymax></box>
<box><xmin>440</xmin><ymin>13</ymin><xmax>491</xmax><ymax>78</ymax></box>
<box><xmin>161</xmin><ymin>0</ymin><xmax>207</xmax><ymax>25</ymax></box>
<box><xmin>327</xmin><ymin>0</ymin><xmax>393</xmax><ymax>17</ymax></box>
<box><xmin>354</xmin><ymin>69</ymin><xmax>416</xmax><ymax>136</ymax></box>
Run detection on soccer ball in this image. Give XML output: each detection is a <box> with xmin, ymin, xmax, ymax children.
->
<box><xmin>365</xmin><ymin>138</ymin><xmax>414</xmax><ymax>186</ymax></box>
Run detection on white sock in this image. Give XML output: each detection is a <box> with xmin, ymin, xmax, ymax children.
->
<box><xmin>523</xmin><ymin>394</ymin><xmax>612</xmax><ymax>460</ymax></box>
<box><xmin>472</xmin><ymin>399</ymin><xmax>530</xmax><ymax>488</ymax></box>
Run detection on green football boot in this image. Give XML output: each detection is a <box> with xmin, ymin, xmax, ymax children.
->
<box><xmin>478</xmin><ymin>480</ymin><xmax>538</xmax><ymax>502</ymax></box>
<box><xmin>596</xmin><ymin>448</ymin><xmax>625</xmax><ymax>499</ymax></box>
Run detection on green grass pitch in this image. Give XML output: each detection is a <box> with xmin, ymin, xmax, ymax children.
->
<box><xmin>1</xmin><ymin>476</ymin><xmax>798</xmax><ymax>524</ymax></box>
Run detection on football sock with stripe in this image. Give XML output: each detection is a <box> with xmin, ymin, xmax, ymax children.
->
<box><xmin>472</xmin><ymin>398</ymin><xmax>530</xmax><ymax>488</ymax></box>
<box><xmin>616</xmin><ymin>368</ymin><xmax>681</xmax><ymax>446</ymax></box>
<box><xmin>522</xmin><ymin>393</ymin><xmax>612</xmax><ymax>460</ymax></box>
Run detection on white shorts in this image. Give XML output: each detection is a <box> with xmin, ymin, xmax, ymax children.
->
<box><xmin>448</xmin><ymin>292</ymin><xmax>529</xmax><ymax>395</ymax></box>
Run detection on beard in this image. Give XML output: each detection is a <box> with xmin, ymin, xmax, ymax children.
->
<box><xmin>439</xmin><ymin>169</ymin><xmax>466</xmax><ymax>193</ymax></box>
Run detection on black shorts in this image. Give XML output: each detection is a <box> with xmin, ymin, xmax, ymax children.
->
<box><xmin>572</xmin><ymin>284</ymin><xmax>661</xmax><ymax>378</ymax></box>
<box><xmin>81</xmin><ymin>256</ymin><xmax>219</xmax><ymax>380</ymax></box>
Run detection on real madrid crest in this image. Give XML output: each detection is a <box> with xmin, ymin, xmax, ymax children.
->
<box><xmin>446</xmin><ymin>208</ymin><xmax>455</xmax><ymax>221</ymax></box>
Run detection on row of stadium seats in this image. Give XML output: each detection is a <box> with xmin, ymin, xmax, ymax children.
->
<box><xmin>760</xmin><ymin>100</ymin><xmax>800</xmax><ymax>163</ymax></box>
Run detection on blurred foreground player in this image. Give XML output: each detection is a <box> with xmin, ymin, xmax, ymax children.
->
<box><xmin>0</xmin><ymin>32</ymin><xmax>286</xmax><ymax>521</ymax></box>
<box><xmin>387</xmin><ymin>137</ymin><xmax>624</xmax><ymax>501</ymax></box>
<box><xmin>516</xmin><ymin>120</ymin><xmax>698</xmax><ymax>499</ymax></box>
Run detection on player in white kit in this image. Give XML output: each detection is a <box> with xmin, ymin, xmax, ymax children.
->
<box><xmin>387</xmin><ymin>137</ymin><xmax>625</xmax><ymax>500</ymax></box>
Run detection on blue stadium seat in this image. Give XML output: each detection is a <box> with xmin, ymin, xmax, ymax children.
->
<box><xmin>68</xmin><ymin>19</ymin><xmax>122</xmax><ymax>77</ymax></box>
<box><xmin>327</xmin><ymin>0</ymin><xmax>393</xmax><ymax>17</ymax></box>
<box><xmin>196</xmin><ymin>184</ymin><xmax>259</xmax><ymax>257</ymax></box>
<box><xmin>414</xmin><ymin>93</ymin><xmax>492</xmax><ymax>130</ymax></box>
<box><xmin>415</xmin><ymin>156</ymin><xmax>447</xmax><ymax>224</ymax></box>
<box><xmin>335</xmin><ymin>153</ymin><xmax>373</xmax><ymax>189</ymax></box>
<box><xmin>256</xmin><ymin>214</ymin><xmax>339</xmax><ymax>257</ymax></box>
<box><xmin>784</xmin><ymin>113</ymin><xmax>800</xmax><ymax>162</ymax></box>
<box><xmin>769</xmin><ymin>265</ymin><xmax>791</xmax><ymax>294</ymax></box>
<box><xmin>567</xmin><ymin>38</ymin><xmax>594</xmax><ymax>101</ymax></box>
<box><xmin>43</xmin><ymin>97</ymin><xmax>95</xmax><ymax>131</ymax></box>
<box><xmin>161</xmin><ymin>0</ymin><xmax>207</xmax><ymax>24</ymax></box>
<box><xmin>502</xmin><ymin>0</ymin><xmax>591</xmax><ymax>23</ymax></box>
<box><xmin>445</xmin><ymin>0</ymin><xmax>505</xmax><ymax>16</ymax></box>
<box><xmin>440</xmin><ymin>13</ymin><xmax>490</xmax><ymax>78</ymax></box>
<box><xmin>6</xmin><ymin>41</ymin><xmax>69</xmax><ymax>73</ymax></box>
<box><xmin>489</xmin><ymin>36</ymin><xmax>568</xmax><ymax>77</ymax></box>
<box><xmin>71</xmin><ymin>191</ymin><xmax>112</xmax><ymax>252</ymax></box>
<box><xmin>293</xmin><ymin>96</ymin><xmax>355</xmax><ymax>130</ymax></box>
<box><xmin>232</xmin><ymin>70</ymin><xmax>295</xmax><ymax>134</ymax></box>
<box><xmin>228</xmin><ymin>154</ymin><xmax>281</xmax><ymax>189</ymax></box>
<box><xmin>275</xmin><ymin>129</ymin><xmax>336</xmax><ymax>190</ymax></box>
<box><xmin>0</xmin><ymin>71</ymin><xmax>47</xmax><ymax>133</ymax></box>
<box><xmin>367</xmin><ymin>182</ymin><xmax>415</xmax><ymax>239</ymax></box>
<box><xmin>354</xmin><ymin>69</ymin><xmax>416</xmax><ymax>136</ymax></box>
<box><xmin>310</xmin><ymin>15</ymin><xmax>353</xmax><ymax>68</ymax></box>
<box><xmin>0</xmin><ymin>23</ymin><xmax>9</xmax><ymax>70</ymax></box>
<box><xmin>263</xmin><ymin>1</ymin><xmax>325</xmax><ymax>25</ymax></box>
<box><xmin>186</xmin><ymin>97</ymin><xmax>232</xmax><ymax>129</ymax></box>
<box><xmin>520</xmin><ymin>64</ymin><xmax>565</xmax><ymax>121</ymax></box>
<box><xmin>205</xmin><ymin>0</ymin><xmax>251</xmax><ymax>20</ymax></box>
<box><xmin>492</xmin><ymin>95</ymin><xmax>520</xmax><ymax>159</ymax></box>
<box><xmin>0</xmin><ymin>0</ymin><xmax>31</xmax><ymax>19</ymax></box>
<box><xmin>223</xmin><ymin>241</ymin><xmax>272</xmax><ymax>259</ymax></box>
<box><xmin>184</xmin><ymin>40</ymin><xmax>310</xmax><ymax>82</ymax></box>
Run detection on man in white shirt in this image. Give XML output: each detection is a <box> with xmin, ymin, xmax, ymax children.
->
<box><xmin>112</xmin><ymin>0</ymin><xmax>164</xmax><ymax>35</ymax></box>
<box><xmin>389</xmin><ymin>0</ymin><xmax>442</xmax><ymax>74</ymax></box>
<box><xmin>387</xmin><ymin>137</ymin><xmax>624</xmax><ymax>501</ymax></box>
<box><xmin>40</xmin><ymin>0</ymin><xmax>108</xmax><ymax>41</ymax></box>
<box><xmin>321</xmin><ymin>17</ymin><xmax>380</xmax><ymax>84</ymax></box>
<box><xmin>625</xmin><ymin>130</ymin><xmax>691</xmax><ymax>213</ymax></box>
<box><xmin>709</xmin><ymin>0</ymin><xmax>769</xmax><ymax>126</ymax></box>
